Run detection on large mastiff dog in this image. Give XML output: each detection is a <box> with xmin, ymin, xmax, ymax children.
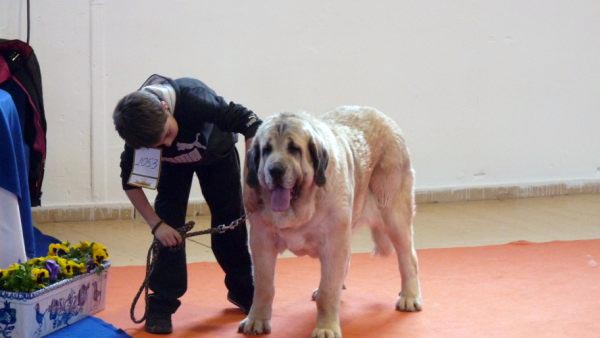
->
<box><xmin>239</xmin><ymin>106</ymin><xmax>422</xmax><ymax>338</ymax></box>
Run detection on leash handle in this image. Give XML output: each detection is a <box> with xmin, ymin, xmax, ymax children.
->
<box><xmin>129</xmin><ymin>221</ymin><xmax>196</xmax><ymax>323</ymax></box>
<box><xmin>129</xmin><ymin>216</ymin><xmax>246</xmax><ymax>324</ymax></box>
<box><xmin>129</xmin><ymin>240</ymin><xmax>158</xmax><ymax>323</ymax></box>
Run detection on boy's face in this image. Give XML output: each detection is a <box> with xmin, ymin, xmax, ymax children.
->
<box><xmin>152</xmin><ymin>103</ymin><xmax>179</xmax><ymax>148</ymax></box>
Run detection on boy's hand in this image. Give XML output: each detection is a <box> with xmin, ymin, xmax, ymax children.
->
<box><xmin>154</xmin><ymin>223</ymin><xmax>183</xmax><ymax>247</ymax></box>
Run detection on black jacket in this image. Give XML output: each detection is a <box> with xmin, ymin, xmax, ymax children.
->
<box><xmin>119</xmin><ymin>74</ymin><xmax>261</xmax><ymax>190</ymax></box>
<box><xmin>0</xmin><ymin>39</ymin><xmax>47</xmax><ymax>206</ymax></box>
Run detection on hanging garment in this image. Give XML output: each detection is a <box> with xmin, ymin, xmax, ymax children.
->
<box><xmin>0</xmin><ymin>89</ymin><xmax>36</xmax><ymax>258</ymax></box>
<box><xmin>0</xmin><ymin>39</ymin><xmax>47</xmax><ymax>206</ymax></box>
<box><xmin>0</xmin><ymin>186</ymin><xmax>27</xmax><ymax>268</ymax></box>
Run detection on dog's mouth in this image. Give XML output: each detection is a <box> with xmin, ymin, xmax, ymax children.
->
<box><xmin>270</xmin><ymin>182</ymin><xmax>301</xmax><ymax>212</ymax></box>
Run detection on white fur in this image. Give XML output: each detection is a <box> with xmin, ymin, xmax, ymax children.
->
<box><xmin>239</xmin><ymin>106</ymin><xmax>422</xmax><ymax>338</ymax></box>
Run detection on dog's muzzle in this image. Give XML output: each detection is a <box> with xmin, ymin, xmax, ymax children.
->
<box><xmin>267</xmin><ymin>163</ymin><xmax>294</xmax><ymax>212</ymax></box>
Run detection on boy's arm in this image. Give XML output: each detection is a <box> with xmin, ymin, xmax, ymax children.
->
<box><xmin>245</xmin><ymin>137</ymin><xmax>253</xmax><ymax>153</ymax></box>
<box><xmin>125</xmin><ymin>188</ymin><xmax>182</xmax><ymax>247</ymax></box>
<box><xmin>179</xmin><ymin>84</ymin><xmax>262</xmax><ymax>139</ymax></box>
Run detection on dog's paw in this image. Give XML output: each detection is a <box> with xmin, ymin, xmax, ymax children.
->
<box><xmin>311</xmin><ymin>326</ymin><xmax>342</xmax><ymax>338</ymax></box>
<box><xmin>238</xmin><ymin>317</ymin><xmax>271</xmax><ymax>335</ymax></box>
<box><xmin>395</xmin><ymin>293</ymin><xmax>422</xmax><ymax>312</ymax></box>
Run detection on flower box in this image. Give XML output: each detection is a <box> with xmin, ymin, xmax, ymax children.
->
<box><xmin>0</xmin><ymin>262</ymin><xmax>110</xmax><ymax>338</ymax></box>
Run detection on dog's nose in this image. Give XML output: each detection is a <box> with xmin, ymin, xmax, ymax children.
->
<box><xmin>268</xmin><ymin>163</ymin><xmax>285</xmax><ymax>182</ymax></box>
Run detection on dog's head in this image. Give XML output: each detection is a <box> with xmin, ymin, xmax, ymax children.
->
<box><xmin>246</xmin><ymin>112</ymin><xmax>328</xmax><ymax>213</ymax></box>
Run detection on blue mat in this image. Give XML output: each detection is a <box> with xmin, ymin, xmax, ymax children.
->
<box><xmin>45</xmin><ymin>316</ymin><xmax>130</xmax><ymax>337</ymax></box>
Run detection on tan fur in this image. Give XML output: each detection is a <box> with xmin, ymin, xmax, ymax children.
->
<box><xmin>239</xmin><ymin>106</ymin><xmax>422</xmax><ymax>338</ymax></box>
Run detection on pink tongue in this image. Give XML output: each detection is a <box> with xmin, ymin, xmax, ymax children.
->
<box><xmin>271</xmin><ymin>188</ymin><xmax>292</xmax><ymax>212</ymax></box>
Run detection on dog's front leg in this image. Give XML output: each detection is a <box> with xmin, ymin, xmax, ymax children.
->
<box><xmin>239</xmin><ymin>224</ymin><xmax>278</xmax><ymax>335</ymax></box>
<box><xmin>313</xmin><ymin>227</ymin><xmax>351</xmax><ymax>338</ymax></box>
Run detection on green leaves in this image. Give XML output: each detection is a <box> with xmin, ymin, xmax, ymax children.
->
<box><xmin>1</xmin><ymin>264</ymin><xmax>39</xmax><ymax>293</ymax></box>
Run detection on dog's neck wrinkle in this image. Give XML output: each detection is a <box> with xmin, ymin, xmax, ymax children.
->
<box><xmin>269</xmin><ymin>215</ymin><xmax>325</xmax><ymax>258</ymax></box>
<box><xmin>276</xmin><ymin>201</ymin><xmax>315</xmax><ymax>228</ymax></box>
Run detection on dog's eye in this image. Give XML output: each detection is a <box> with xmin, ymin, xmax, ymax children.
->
<box><xmin>262</xmin><ymin>144</ymin><xmax>272</xmax><ymax>155</ymax></box>
<box><xmin>288</xmin><ymin>143</ymin><xmax>302</xmax><ymax>155</ymax></box>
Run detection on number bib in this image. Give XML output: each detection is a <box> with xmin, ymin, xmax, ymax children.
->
<box><xmin>128</xmin><ymin>147</ymin><xmax>162</xmax><ymax>189</ymax></box>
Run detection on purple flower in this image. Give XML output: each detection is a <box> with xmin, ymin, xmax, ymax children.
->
<box><xmin>45</xmin><ymin>260</ymin><xmax>60</xmax><ymax>281</ymax></box>
<box><xmin>86</xmin><ymin>258</ymin><xmax>96</xmax><ymax>272</ymax></box>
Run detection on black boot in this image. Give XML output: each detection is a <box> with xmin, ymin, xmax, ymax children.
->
<box><xmin>145</xmin><ymin>314</ymin><xmax>172</xmax><ymax>334</ymax></box>
<box><xmin>226</xmin><ymin>274</ymin><xmax>254</xmax><ymax>314</ymax></box>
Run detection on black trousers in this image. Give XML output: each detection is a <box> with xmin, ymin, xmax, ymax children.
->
<box><xmin>147</xmin><ymin>148</ymin><xmax>253</xmax><ymax>315</ymax></box>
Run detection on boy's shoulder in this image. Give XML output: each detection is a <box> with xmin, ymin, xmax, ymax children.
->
<box><xmin>175</xmin><ymin>78</ymin><xmax>226</xmax><ymax>113</ymax></box>
<box><xmin>175</xmin><ymin>77</ymin><xmax>213</xmax><ymax>92</ymax></box>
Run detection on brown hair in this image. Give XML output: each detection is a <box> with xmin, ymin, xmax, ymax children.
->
<box><xmin>112</xmin><ymin>91</ymin><xmax>168</xmax><ymax>148</ymax></box>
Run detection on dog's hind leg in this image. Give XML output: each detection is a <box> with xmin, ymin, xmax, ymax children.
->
<box><xmin>362</xmin><ymin>195</ymin><xmax>394</xmax><ymax>256</ymax></box>
<box><xmin>379</xmin><ymin>169</ymin><xmax>422</xmax><ymax>312</ymax></box>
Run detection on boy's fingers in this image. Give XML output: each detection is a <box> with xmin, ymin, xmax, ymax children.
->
<box><xmin>168</xmin><ymin>233</ymin><xmax>177</xmax><ymax>246</ymax></box>
<box><xmin>154</xmin><ymin>226</ymin><xmax>184</xmax><ymax>247</ymax></box>
<box><xmin>166</xmin><ymin>237</ymin><xmax>177</xmax><ymax>247</ymax></box>
<box><xmin>170</xmin><ymin>228</ymin><xmax>182</xmax><ymax>244</ymax></box>
<box><xmin>167</xmin><ymin>229</ymin><xmax>183</xmax><ymax>246</ymax></box>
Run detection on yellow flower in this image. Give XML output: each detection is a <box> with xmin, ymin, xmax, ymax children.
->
<box><xmin>63</xmin><ymin>262</ymin><xmax>75</xmax><ymax>278</ymax></box>
<box><xmin>73</xmin><ymin>241</ymin><xmax>91</xmax><ymax>251</ymax></box>
<box><xmin>0</xmin><ymin>269</ymin><xmax>8</xmax><ymax>278</ymax></box>
<box><xmin>66</xmin><ymin>261</ymin><xmax>85</xmax><ymax>276</ymax></box>
<box><xmin>72</xmin><ymin>261</ymin><xmax>86</xmax><ymax>274</ymax></box>
<box><xmin>7</xmin><ymin>263</ymin><xmax>21</xmax><ymax>272</ymax></box>
<box><xmin>48</xmin><ymin>242</ymin><xmax>71</xmax><ymax>256</ymax></box>
<box><xmin>92</xmin><ymin>243</ymin><xmax>109</xmax><ymax>264</ymax></box>
<box><xmin>31</xmin><ymin>268</ymin><xmax>49</xmax><ymax>283</ymax></box>
<box><xmin>27</xmin><ymin>257</ymin><xmax>47</xmax><ymax>266</ymax></box>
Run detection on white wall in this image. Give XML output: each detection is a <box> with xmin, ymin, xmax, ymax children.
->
<box><xmin>1</xmin><ymin>0</ymin><xmax>599</xmax><ymax>207</ymax></box>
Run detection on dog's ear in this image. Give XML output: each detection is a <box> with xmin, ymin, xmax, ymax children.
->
<box><xmin>308</xmin><ymin>137</ymin><xmax>328</xmax><ymax>187</ymax></box>
<box><xmin>245</xmin><ymin>143</ymin><xmax>260</xmax><ymax>187</ymax></box>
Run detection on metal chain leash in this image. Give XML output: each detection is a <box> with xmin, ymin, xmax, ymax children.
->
<box><xmin>187</xmin><ymin>214</ymin><xmax>247</xmax><ymax>236</ymax></box>
<box><xmin>130</xmin><ymin>214</ymin><xmax>247</xmax><ymax>324</ymax></box>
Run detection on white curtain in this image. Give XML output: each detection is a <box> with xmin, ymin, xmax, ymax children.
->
<box><xmin>0</xmin><ymin>186</ymin><xmax>27</xmax><ymax>268</ymax></box>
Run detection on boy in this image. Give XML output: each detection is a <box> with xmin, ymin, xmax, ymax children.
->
<box><xmin>113</xmin><ymin>74</ymin><xmax>261</xmax><ymax>334</ymax></box>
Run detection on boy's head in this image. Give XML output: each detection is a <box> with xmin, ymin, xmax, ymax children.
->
<box><xmin>113</xmin><ymin>91</ymin><xmax>168</xmax><ymax>148</ymax></box>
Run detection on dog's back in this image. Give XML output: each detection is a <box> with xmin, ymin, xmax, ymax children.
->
<box><xmin>322</xmin><ymin>106</ymin><xmax>415</xmax><ymax>256</ymax></box>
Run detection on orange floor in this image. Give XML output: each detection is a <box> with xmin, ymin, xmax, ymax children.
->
<box><xmin>97</xmin><ymin>239</ymin><xmax>600</xmax><ymax>338</ymax></box>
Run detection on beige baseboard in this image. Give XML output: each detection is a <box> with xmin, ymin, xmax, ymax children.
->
<box><xmin>32</xmin><ymin>180</ymin><xmax>600</xmax><ymax>223</ymax></box>
<box><xmin>415</xmin><ymin>180</ymin><xmax>600</xmax><ymax>203</ymax></box>
<box><xmin>32</xmin><ymin>201</ymin><xmax>210</xmax><ymax>224</ymax></box>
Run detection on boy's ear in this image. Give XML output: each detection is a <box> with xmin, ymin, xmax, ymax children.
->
<box><xmin>160</xmin><ymin>101</ymin><xmax>171</xmax><ymax>114</ymax></box>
